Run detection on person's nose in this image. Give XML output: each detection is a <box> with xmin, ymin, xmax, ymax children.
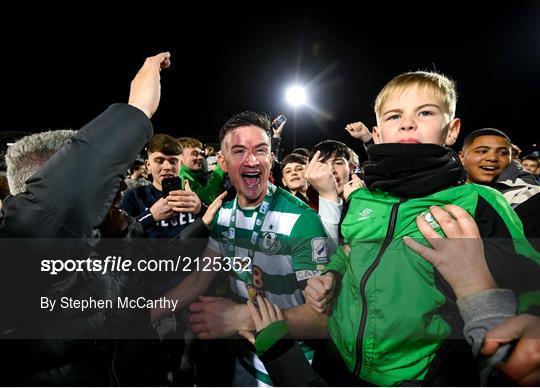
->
<box><xmin>399</xmin><ymin>114</ymin><xmax>417</xmax><ymax>131</ymax></box>
<box><xmin>485</xmin><ymin>150</ymin><xmax>499</xmax><ymax>162</ymax></box>
<box><xmin>244</xmin><ymin>151</ymin><xmax>259</xmax><ymax>166</ymax></box>
<box><xmin>162</xmin><ymin>160</ymin><xmax>173</xmax><ymax>170</ymax></box>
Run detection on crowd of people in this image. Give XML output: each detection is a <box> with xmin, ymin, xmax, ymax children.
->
<box><xmin>0</xmin><ymin>52</ymin><xmax>539</xmax><ymax>386</ymax></box>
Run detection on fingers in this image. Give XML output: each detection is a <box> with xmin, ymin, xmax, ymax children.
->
<box><xmin>415</xmin><ymin>213</ymin><xmax>446</xmax><ymax>251</ymax></box>
<box><xmin>496</xmin><ymin>339</ymin><xmax>540</xmax><ymax>384</ymax></box>
<box><xmin>187</xmin><ymin>312</ymin><xmax>207</xmax><ymax>324</ymax></box>
<box><xmin>321</xmin><ymin>274</ymin><xmax>334</xmax><ymax>291</ymax></box>
<box><xmin>302</xmin><ymin>289</ymin><xmax>328</xmax><ymax>314</ymax></box>
<box><xmin>153</xmin><ymin>52</ymin><xmax>171</xmax><ymax>70</ymax></box>
<box><xmin>257</xmin><ymin>295</ymin><xmax>270</xmax><ymax>323</ymax></box>
<box><xmin>209</xmin><ymin>191</ymin><xmax>227</xmax><ymax>210</ymax></box>
<box><xmin>303</xmin><ymin>290</ymin><xmax>329</xmax><ymax>309</ymax></box>
<box><xmin>483</xmin><ymin>315</ymin><xmax>529</xmax><ymax>354</ymax></box>
<box><xmin>275</xmin><ymin>304</ymin><xmax>283</xmax><ymax>320</ymax></box>
<box><xmin>305</xmin><ymin>150</ymin><xmax>321</xmax><ymax>175</ymax></box>
<box><xmin>307</xmin><ymin>276</ymin><xmax>328</xmax><ymax>295</ymax></box>
<box><xmin>443</xmin><ymin>204</ymin><xmax>480</xmax><ymax>238</ymax></box>
<box><xmin>189</xmin><ymin>302</ymin><xmax>205</xmax><ymax>313</ymax></box>
<box><xmin>184</xmin><ymin>180</ymin><xmax>192</xmax><ymax>192</ymax></box>
<box><xmin>190</xmin><ymin>323</ymin><xmax>209</xmax><ymax>334</ymax></box>
<box><xmin>429</xmin><ymin>206</ymin><xmax>460</xmax><ymax>237</ymax></box>
<box><xmin>403</xmin><ymin>236</ymin><xmax>438</xmax><ymax>266</ymax></box>
<box><xmin>238</xmin><ymin>330</ymin><xmax>255</xmax><ymax>345</ymax></box>
<box><xmin>246</xmin><ymin>300</ymin><xmax>263</xmax><ymax>329</ymax></box>
<box><xmin>264</xmin><ymin>298</ymin><xmax>277</xmax><ymax>321</ymax></box>
<box><xmin>198</xmin><ymin>295</ymin><xmax>217</xmax><ymax>302</ymax></box>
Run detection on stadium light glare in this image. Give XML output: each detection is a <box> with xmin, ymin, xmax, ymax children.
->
<box><xmin>285</xmin><ymin>85</ymin><xmax>307</xmax><ymax>107</ymax></box>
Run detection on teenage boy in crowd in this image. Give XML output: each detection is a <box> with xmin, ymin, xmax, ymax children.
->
<box><xmin>122</xmin><ymin>134</ymin><xmax>202</xmax><ymax>239</ymax></box>
<box><xmin>459</xmin><ymin>128</ymin><xmax>540</xmax><ymax>249</ymax></box>
<box><xmin>304</xmin><ymin>140</ymin><xmax>363</xmax><ymax>252</ymax></box>
<box><xmin>280</xmin><ymin>153</ymin><xmax>317</xmax><ymax>210</ymax></box>
<box><xmin>304</xmin><ymin>71</ymin><xmax>540</xmax><ymax>386</ymax></box>
<box><xmin>178</xmin><ymin>136</ymin><xmax>227</xmax><ymax>204</ymax></box>
<box><xmin>521</xmin><ymin>154</ymin><xmax>540</xmax><ymax>178</ymax></box>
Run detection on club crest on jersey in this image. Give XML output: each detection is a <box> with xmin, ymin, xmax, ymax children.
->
<box><xmin>258</xmin><ymin>231</ymin><xmax>281</xmax><ymax>254</ymax></box>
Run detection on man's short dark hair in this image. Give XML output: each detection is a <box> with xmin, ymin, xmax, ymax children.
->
<box><xmin>309</xmin><ymin>140</ymin><xmax>351</xmax><ymax>163</ymax></box>
<box><xmin>147</xmin><ymin>134</ymin><xmax>182</xmax><ymax>155</ymax></box>
<box><xmin>281</xmin><ymin>153</ymin><xmax>308</xmax><ymax>172</ymax></box>
<box><xmin>219</xmin><ymin>111</ymin><xmax>271</xmax><ymax>144</ymax></box>
<box><xmin>462</xmin><ymin>128</ymin><xmax>512</xmax><ymax>150</ymax></box>
<box><xmin>129</xmin><ymin>159</ymin><xmax>145</xmax><ymax>174</ymax></box>
<box><xmin>291</xmin><ymin>148</ymin><xmax>310</xmax><ymax>158</ymax></box>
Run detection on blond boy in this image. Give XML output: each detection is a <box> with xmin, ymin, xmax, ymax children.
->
<box><xmin>304</xmin><ymin>71</ymin><xmax>540</xmax><ymax>385</ymax></box>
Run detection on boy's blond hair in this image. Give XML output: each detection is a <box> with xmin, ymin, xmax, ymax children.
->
<box><xmin>374</xmin><ymin>71</ymin><xmax>457</xmax><ymax>123</ymax></box>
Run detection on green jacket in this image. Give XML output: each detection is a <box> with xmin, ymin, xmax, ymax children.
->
<box><xmin>327</xmin><ymin>183</ymin><xmax>540</xmax><ymax>386</ymax></box>
<box><xmin>179</xmin><ymin>164</ymin><xmax>226</xmax><ymax>204</ymax></box>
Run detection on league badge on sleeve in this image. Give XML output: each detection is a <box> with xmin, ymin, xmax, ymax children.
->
<box><xmin>311</xmin><ymin>237</ymin><xmax>328</xmax><ymax>263</ymax></box>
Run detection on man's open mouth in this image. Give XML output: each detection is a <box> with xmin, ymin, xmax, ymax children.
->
<box><xmin>241</xmin><ymin>171</ymin><xmax>261</xmax><ymax>187</ymax></box>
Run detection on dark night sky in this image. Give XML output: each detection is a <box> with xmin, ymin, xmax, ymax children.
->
<box><xmin>1</xmin><ymin>3</ymin><xmax>539</xmax><ymax>157</ymax></box>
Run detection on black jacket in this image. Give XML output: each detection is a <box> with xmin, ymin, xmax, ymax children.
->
<box><xmin>0</xmin><ymin>104</ymin><xmax>157</xmax><ymax>385</ymax></box>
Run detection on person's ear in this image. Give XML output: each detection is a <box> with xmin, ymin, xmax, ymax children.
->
<box><xmin>445</xmin><ymin>118</ymin><xmax>461</xmax><ymax>146</ymax></box>
<box><xmin>458</xmin><ymin>150</ymin><xmax>465</xmax><ymax>163</ymax></box>
<box><xmin>372</xmin><ymin>126</ymin><xmax>382</xmax><ymax>144</ymax></box>
<box><xmin>218</xmin><ymin>152</ymin><xmax>228</xmax><ymax>173</ymax></box>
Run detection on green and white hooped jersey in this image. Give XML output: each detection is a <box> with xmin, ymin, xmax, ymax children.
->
<box><xmin>207</xmin><ymin>186</ymin><xmax>329</xmax><ymax>386</ymax></box>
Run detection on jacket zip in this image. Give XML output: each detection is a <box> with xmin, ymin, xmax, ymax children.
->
<box><xmin>353</xmin><ymin>199</ymin><xmax>403</xmax><ymax>376</ymax></box>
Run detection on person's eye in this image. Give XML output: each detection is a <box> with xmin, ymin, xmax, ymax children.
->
<box><xmin>419</xmin><ymin>110</ymin><xmax>434</xmax><ymax>117</ymax></box>
<box><xmin>386</xmin><ymin>114</ymin><xmax>400</xmax><ymax>121</ymax></box>
<box><xmin>255</xmin><ymin>148</ymin><xmax>268</xmax><ymax>155</ymax></box>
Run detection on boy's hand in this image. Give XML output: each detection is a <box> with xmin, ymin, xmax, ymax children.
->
<box><xmin>128</xmin><ymin>52</ymin><xmax>171</xmax><ymax>118</ymax></box>
<box><xmin>304</xmin><ymin>150</ymin><xmax>339</xmax><ymax>203</ymax></box>
<box><xmin>482</xmin><ymin>314</ymin><xmax>540</xmax><ymax>385</ymax></box>
<box><xmin>239</xmin><ymin>296</ymin><xmax>284</xmax><ymax>344</ymax></box>
<box><xmin>149</xmin><ymin>197</ymin><xmax>174</xmax><ymax>221</ymax></box>
<box><xmin>166</xmin><ymin>181</ymin><xmax>201</xmax><ymax>214</ymax></box>
<box><xmin>303</xmin><ymin>273</ymin><xmax>336</xmax><ymax>315</ymax></box>
<box><xmin>345</xmin><ymin>121</ymin><xmax>372</xmax><ymax>143</ymax></box>
<box><xmin>403</xmin><ymin>204</ymin><xmax>497</xmax><ymax>298</ymax></box>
